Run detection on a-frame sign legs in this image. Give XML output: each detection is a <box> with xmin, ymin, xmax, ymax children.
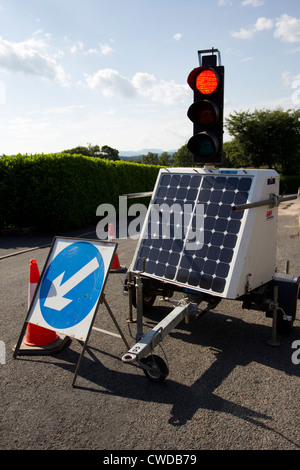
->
<box><xmin>72</xmin><ymin>293</ymin><xmax>130</xmax><ymax>388</ymax></box>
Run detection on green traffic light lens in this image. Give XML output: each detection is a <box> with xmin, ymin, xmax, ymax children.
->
<box><xmin>196</xmin><ymin>135</ymin><xmax>215</xmax><ymax>156</ymax></box>
<box><xmin>187</xmin><ymin>132</ymin><xmax>218</xmax><ymax>158</ymax></box>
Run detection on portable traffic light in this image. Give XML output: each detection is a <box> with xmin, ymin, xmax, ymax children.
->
<box><xmin>187</xmin><ymin>49</ymin><xmax>224</xmax><ymax>165</ymax></box>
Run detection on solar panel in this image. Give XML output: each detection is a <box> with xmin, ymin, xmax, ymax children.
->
<box><xmin>131</xmin><ymin>168</ymin><xmax>279</xmax><ymax>299</ymax></box>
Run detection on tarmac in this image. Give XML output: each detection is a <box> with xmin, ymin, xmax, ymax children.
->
<box><xmin>0</xmin><ymin>193</ymin><xmax>299</xmax><ymax>451</ymax></box>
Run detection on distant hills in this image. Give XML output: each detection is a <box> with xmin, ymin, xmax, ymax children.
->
<box><xmin>119</xmin><ymin>148</ymin><xmax>176</xmax><ymax>160</ymax></box>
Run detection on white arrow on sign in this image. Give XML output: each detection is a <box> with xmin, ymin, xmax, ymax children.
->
<box><xmin>44</xmin><ymin>257</ymin><xmax>100</xmax><ymax>311</ymax></box>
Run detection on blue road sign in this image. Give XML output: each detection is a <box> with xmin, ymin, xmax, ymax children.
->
<box><xmin>39</xmin><ymin>241</ymin><xmax>105</xmax><ymax>330</ymax></box>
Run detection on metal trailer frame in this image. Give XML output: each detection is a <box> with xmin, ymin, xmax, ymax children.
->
<box><xmin>121</xmin><ymin>190</ymin><xmax>300</xmax><ymax>383</ymax></box>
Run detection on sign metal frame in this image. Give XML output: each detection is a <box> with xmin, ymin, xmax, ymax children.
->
<box><xmin>14</xmin><ymin>237</ymin><xmax>127</xmax><ymax>386</ymax></box>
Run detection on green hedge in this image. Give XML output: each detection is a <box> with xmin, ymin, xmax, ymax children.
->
<box><xmin>0</xmin><ymin>153</ymin><xmax>160</xmax><ymax>231</ymax></box>
<box><xmin>1</xmin><ymin>154</ymin><xmax>298</xmax><ymax>232</ymax></box>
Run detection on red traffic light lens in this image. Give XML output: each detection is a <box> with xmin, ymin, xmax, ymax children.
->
<box><xmin>196</xmin><ymin>69</ymin><xmax>218</xmax><ymax>94</ymax></box>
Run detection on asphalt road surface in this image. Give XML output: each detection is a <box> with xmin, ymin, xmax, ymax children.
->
<box><xmin>0</xmin><ymin>198</ymin><xmax>299</xmax><ymax>451</ymax></box>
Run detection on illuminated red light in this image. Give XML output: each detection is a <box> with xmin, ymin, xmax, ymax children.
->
<box><xmin>196</xmin><ymin>69</ymin><xmax>218</xmax><ymax>94</ymax></box>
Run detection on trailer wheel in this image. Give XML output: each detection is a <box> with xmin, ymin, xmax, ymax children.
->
<box><xmin>131</xmin><ymin>288</ymin><xmax>156</xmax><ymax>311</ymax></box>
<box><xmin>124</xmin><ymin>274</ymin><xmax>156</xmax><ymax>310</ymax></box>
<box><xmin>140</xmin><ymin>355</ymin><xmax>169</xmax><ymax>383</ymax></box>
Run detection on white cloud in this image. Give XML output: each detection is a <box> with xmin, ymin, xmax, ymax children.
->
<box><xmin>173</xmin><ymin>33</ymin><xmax>182</xmax><ymax>41</ymax></box>
<box><xmin>218</xmin><ymin>0</ymin><xmax>233</xmax><ymax>6</ymax></box>
<box><xmin>0</xmin><ymin>34</ymin><xmax>68</xmax><ymax>85</ymax></box>
<box><xmin>232</xmin><ymin>14</ymin><xmax>300</xmax><ymax>43</ymax></box>
<box><xmin>99</xmin><ymin>43</ymin><xmax>114</xmax><ymax>55</ymax></box>
<box><xmin>133</xmin><ymin>72</ymin><xmax>189</xmax><ymax>105</ymax></box>
<box><xmin>85</xmin><ymin>68</ymin><xmax>189</xmax><ymax>105</ymax></box>
<box><xmin>231</xmin><ymin>26</ymin><xmax>255</xmax><ymax>39</ymax></box>
<box><xmin>241</xmin><ymin>0</ymin><xmax>264</xmax><ymax>6</ymax></box>
<box><xmin>85</xmin><ymin>68</ymin><xmax>136</xmax><ymax>97</ymax></box>
<box><xmin>231</xmin><ymin>16</ymin><xmax>273</xmax><ymax>39</ymax></box>
<box><xmin>274</xmin><ymin>14</ymin><xmax>300</xmax><ymax>43</ymax></box>
<box><xmin>255</xmin><ymin>17</ymin><xmax>273</xmax><ymax>31</ymax></box>
<box><xmin>145</xmin><ymin>79</ymin><xmax>189</xmax><ymax>105</ymax></box>
<box><xmin>84</xmin><ymin>48</ymin><xmax>98</xmax><ymax>55</ymax></box>
<box><xmin>281</xmin><ymin>70</ymin><xmax>300</xmax><ymax>87</ymax></box>
<box><xmin>70</xmin><ymin>41</ymin><xmax>84</xmax><ymax>55</ymax></box>
<box><xmin>70</xmin><ymin>40</ymin><xmax>114</xmax><ymax>56</ymax></box>
<box><xmin>281</xmin><ymin>70</ymin><xmax>292</xmax><ymax>87</ymax></box>
<box><xmin>132</xmin><ymin>72</ymin><xmax>156</xmax><ymax>92</ymax></box>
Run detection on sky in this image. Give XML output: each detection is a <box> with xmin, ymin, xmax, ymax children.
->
<box><xmin>0</xmin><ymin>0</ymin><xmax>299</xmax><ymax>155</ymax></box>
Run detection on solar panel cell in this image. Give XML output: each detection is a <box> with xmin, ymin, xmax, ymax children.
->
<box><xmin>133</xmin><ymin>171</ymin><xmax>253</xmax><ymax>297</ymax></box>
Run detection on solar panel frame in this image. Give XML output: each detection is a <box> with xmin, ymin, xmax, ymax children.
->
<box><xmin>130</xmin><ymin>168</ymin><xmax>278</xmax><ymax>299</ymax></box>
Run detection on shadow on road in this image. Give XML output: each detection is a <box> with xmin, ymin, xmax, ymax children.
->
<box><xmin>20</xmin><ymin>306</ymin><xmax>300</xmax><ymax>448</ymax></box>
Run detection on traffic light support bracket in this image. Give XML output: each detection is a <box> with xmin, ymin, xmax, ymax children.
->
<box><xmin>198</xmin><ymin>48</ymin><xmax>222</xmax><ymax>67</ymax></box>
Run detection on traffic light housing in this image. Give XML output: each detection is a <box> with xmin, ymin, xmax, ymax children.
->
<box><xmin>187</xmin><ymin>49</ymin><xmax>224</xmax><ymax>165</ymax></box>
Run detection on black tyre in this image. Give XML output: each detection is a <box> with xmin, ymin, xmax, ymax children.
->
<box><xmin>131</xmin><ymin>287</ymin><xmax>156</xmax><ymax>310</ymax></box>
<box><xmin>124</xmin><ymin>273</ymin><xmax>156</xmax><ymax>310</ymax></box>
<box><xmin>140</xmin><ymin>355</ymin><xmax>169</xmax><ymax>383</ymax></box>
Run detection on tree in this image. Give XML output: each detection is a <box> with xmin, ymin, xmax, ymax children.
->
<box><xmin>100</xmin><ymin>145</ymin><xmax>119</xmax><ymax>160</ymax></box>
<box><xmin>142</xmin><ymin>152</ymin><xmax>159</xmax><ymax>165</ymax></box>
<box><xmin>63</xmin><ymin>144</ymin><xmax>121</xmax><ymax>160</ymax></box>
<box><xmin>63</xmin><ymin>144</ymin><xmax>100</xmax><ymax>157</ymax></box>
<box><xmin>158</xmin><ymin>151</ymin><xmax>172</xmax><ymax>167</ymax></box>
<box><xmin>225</xmin><ymin>108</ymin><xmax>300</xmax><ymax>174</ymax></box>
<box><xmin>222</xmin><ymin>140</ymin><xmax>250</xmax><ymax>168</ymax></box>
<box><xmin>171</xmin><ymin>144</ymin><xmax>193</xmax><ymax>167</ymax></box>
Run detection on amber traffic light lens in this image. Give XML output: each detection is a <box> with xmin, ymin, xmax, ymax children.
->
<box><xmin>196</xmin><ymin>101</ymin><xmax>218</xmax><ymax>125</ymax></box>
